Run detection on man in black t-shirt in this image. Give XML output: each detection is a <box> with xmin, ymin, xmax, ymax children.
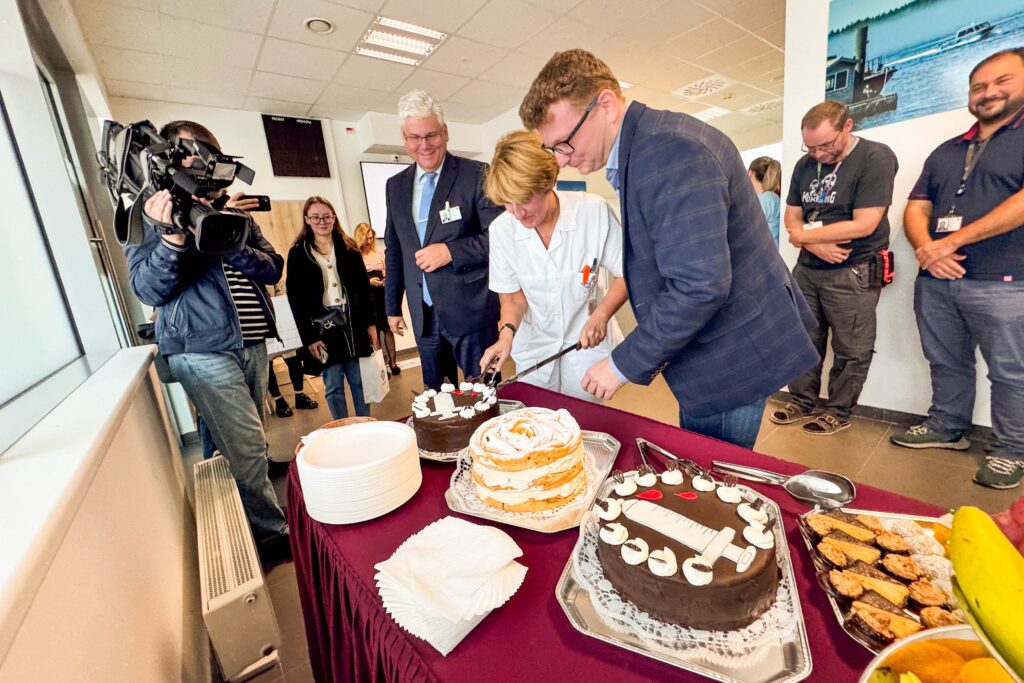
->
<box><xmin>770</xmin><ymin>101</ymin><xmax>898</xmax><ymax>435</ymax></box>
<box><xmin>891</xmin><ymin>49</ymin><xmax>1024</xmax><ymax>490</ymax></box>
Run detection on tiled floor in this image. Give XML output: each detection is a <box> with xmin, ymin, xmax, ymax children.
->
<box><xmin>213</xmin><ymin>354</ymin><xmax>1019</xmax><ymax>682</ymax></box>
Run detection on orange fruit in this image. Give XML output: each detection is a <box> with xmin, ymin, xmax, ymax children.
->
<box><xmin>882</xmin><ymin>642</ymin><xmax>965</xmax><ymax>683</ymax></box>
<box><xmin>929</xmin><ymin>639</ymin><xmax>988</xmax><ymax>661</ymax></box>
<box><xmin>954</xmin><ymin>657</ymin><xmax>1014</xmax><ymax>683</ymax></box>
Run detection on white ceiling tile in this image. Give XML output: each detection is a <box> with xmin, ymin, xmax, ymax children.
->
<box><xmin>307</xmin><ymin>104</ymin><xmax>367</xmax><ymax>121</ymax></box>
<box><xmin>695</xmin><ymin>82</ymin><xmax>764</xmax><ymax>109</ymax></box>
<box><xmin>441</xmin><ymin>100</ymin><xmax>505</xmax><ymax>125</ymax></box>
<box><xmin>92</xmin><ymin>45</ymin><xmax>165</xmax><ymax>84</ymax></box>
<box><xmin>615</xmin><ymin>1</ymin><xmax>715</xmax><ymax>47</ymax></box>
<box><xmin>257</xmin><ymin>38</ymin><xmax>348</xmax><ymax>81</ymax></box>
<box><xmin>378</xmin><ymin>0</ymin><xmax>489</xmax><ymax>33</ymax></box>
<box><xmin>761</xmin><ymin>19</ymin><xmax>785</xmax><ymax>48</ymax></box>
<box><xmin>395</xmin><ymin>69</ymin><xmax>470</xmax><ymax>101</ymax></box>
<box><xmin>159</xmin><ymin>16</ymin><xmax>264</xmax><ymax>69</ymax></box>
<box><xmin>457</xmin><ymin>0</ymin><xmax>555</xmax><ymax>50</ymax></box>
<box><xmin>654</xmin><ymin>98</ymin><xmax>708</xmax><ymax>115</ymax></box>
<box><xmin>516</xmin><ymin>17</ymin><xmax>610</xmax><ymax>60</ymax></box>
<box><xmin>566</xmin><ymin>0</ymin><xmax>668</xmax><ymax>31</ymax></box>
<box><xmin>520</xmin><ymin>0</ymin><xmax>581</xmax><ymax>14</ymax></box>
<box><xmin>694</xmin><ymin>0</ymin><xmax>748</xmax><ymax>16</ymax></box>
<box><xmin>244</xmin><ymin>97</ymin><xmax>315</xmax><ymax>117</ymax></box>
<box><xmin>333</xmin><ymin>54</ymin><xmax>415</xmax><ymax>91</ymax></box>
<box><xmin>420</xmin><ymin>36</ymin><xmax>507</xmax><ymax>79</ymax></box>
<box><xmin>162</xmin><ymin>86</ymin><xmax>247</xmax><ymax>110</ymax></box>
<box><xmin>73</xmin><ymin>0</ymin><xmax>156</xmax><ymax>12</ymax></box>
<box><xmin>723</xmin><ymin>0</ymin><xmax>784</xmax><ymax>33</ymax></box>
<box><xmin>449</xmin><ymin>80</ymin><xmax>523</xmax><ymax>112</ymax></box>
<box><xmin>164</xmin><ymin>57</ymin><xmax>253</xmax><ymax>94</ymax></box>
<box><xmin>104</xmin><ymin>78</ymin><xmax>165</xmax><ymax>100</ymax></box>
<box><xmin>666</xmin><ymin>18</ymin><xmax>748</xmax><ymax>62</ymax></box>
<box><xmin>75</xmin><ymin>4</ymin><xmax>161</xmax><ymax>50</ymax></box>
<box><xmin>316</xmin><ymin>83</ymin><xmax>390</xmax><ymax>111</ymax></box>
<box><xmin>693</xmin><ymin>36</ymin><xmax>777</xmax><ymax>73</ymax></box>
<box><xmin>478</xmin><ymin>52</ymin><xmax>547</xmax><ymax>88</ymax></box>
<box><xmin>635</xmin><ymin>55</ymin><xmax>713</xmax><ymax>93</ymax></box>
<box><xmin>158</xmin><ymin>0</ymin><xmax>276</xmax><ymax>34</ymax></box>
<box><xmin>268</xmin><ymin>0</ymin><xmax>373</xmax><ymax>51</ymax></box>
<box><xmin>324</xmin><ymin>0</ymin><xmax>387</xmax><ymax>12</ymax></box>
<box><xmin>249</xmin><ymin>71</ymin><xmax>329</xmax><ymax>104</ymax></box>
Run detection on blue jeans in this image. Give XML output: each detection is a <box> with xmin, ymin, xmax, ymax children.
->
<box><xmin>323</xmin><ymin>359</ymin><xmax>370</xmax><ymax>420</ymax></box>
<box><xmin>168</xmin><ymin>344</ymin><xmax>287</xmax><ymax>542</ymax></box>
<box><xmin>679</xmin><ymin>398</ymin><xmax>767</xmax><ymax>450</ymax></box>
<box><xmin>417</xmin><ymin>303</ymin><xmax>498</xmax><ymax>389</ymax></box>
<box><xmin>915</xmin><ymin>277</ymin><xmax>1024</xmax><ymax>461</ymax></box>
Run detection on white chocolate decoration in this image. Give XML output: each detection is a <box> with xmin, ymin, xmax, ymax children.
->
<box><xmin>459</xmin><ymin>407</ymin><xmax>476</xmax><ymax>419</ymax></box>
<box><xmin>614</xmin><ymin>478</ymin><xmax>638</xmax><ymax>496</ymax></box>
<box><xmin>661</xmin><ymin>469</ymin><xmax>685</xmax><ymax>486</ymax></box>
<box><xmin>634</xmin><ymin>471</ymin><xmax>657</xmax><ymax>487</ymax></box>
<box><xmin>621</xmin><ymin>499</ymin><xmax>756</xmax><ymax>573</ymax></box>
<box><xmin>599</xmin><ymin>522</ymin><xmax>628</xmax><ymax>545</ymax></box>
<box><xmin>743</xmin><ymin>523</ymin><xmax>775</xmax><ymax>550</ymax></box>
<box><xmin>691</xmin><ymin>475</ymin><xmax>716</xmax><ymax>492</ymax></box>
<box><xmin>459</xmin><ymin>381</ymin><xmax>473</xmax><ymax>391</ymax></box>
<box><xmin>648</xmin><ymin>547</ymin><xmax>678</xmax><ymax>577</ymax></box>
<box><xmin>737</xmin><ymin>503</ymin><xmax>769</xmax><ymax>526</ymax></box>
<box><xmin>682</xmin><ymin>557</ymin><xmax>714</xmax><ymax>586</ymax></box>
<box><xmin>594</xmin><ymin>497</ymin><xmax>622</xmax><ymax>521</ymax></box>
<box><xmin>424</xmin><ymin>389</ymin><xmax>437</xmax><ymax>398</ymax></box>
<box><xmin>440</xmin><ymin>382</ymin><xmax>455</xmax><ymax>393</ymax></box>
<box><xmin>413</xmin><ymin>406</ymin><xmax>431</xmax><ymax>418</ymax></box>
<box><xmin>473</xmin><ymin>382</ymin><xmax>487</xmax><ymax>393</ymax></box>
<box><xmin>621</xmin><ymin>537</ymin><xmax>649</xmax><ymax>565</ymax></box>
<box><xmin>716</xmin><ymin>486</ymin><xmax>743</xmax><ymax>504</ymax></box>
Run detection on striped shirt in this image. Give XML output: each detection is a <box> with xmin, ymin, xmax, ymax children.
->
<box><xmin>223</xmin><ymin>263</ymin><xmax>272</xmax><ymax>342</ymax></box>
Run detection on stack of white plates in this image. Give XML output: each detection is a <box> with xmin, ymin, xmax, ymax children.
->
<box><xmin>296</xmin><ymin>421</ymin><xmax>422</xmax><ymax>524</ymax></box>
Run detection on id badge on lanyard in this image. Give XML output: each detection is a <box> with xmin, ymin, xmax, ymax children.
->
<box><xmin>940</xmin><ymin>137</ymin><xmax>989</xmax><ymax>233</ymax></box>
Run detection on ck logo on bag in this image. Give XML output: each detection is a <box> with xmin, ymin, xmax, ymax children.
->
<box><xmin>322</xmin><ymin>319</ymin><xmax>336</xmax><ymax>329</ymax></box>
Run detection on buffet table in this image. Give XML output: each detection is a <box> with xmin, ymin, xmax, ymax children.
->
<box><xmin>286</xmin><ymin>383</ymin><xmax>943</xmax><ymax>683</ymax></box>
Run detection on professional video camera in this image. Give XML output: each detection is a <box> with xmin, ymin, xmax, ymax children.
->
<box><xmin>96</xmin><ymin>119</ymin><xmax>256</xmax><ymax>255</ymax></box>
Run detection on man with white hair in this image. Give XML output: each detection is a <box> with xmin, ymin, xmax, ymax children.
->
<box><xmin>384</xmin><ymin>90</ymin><xmax>503</xmax><ymax>388</ymax></box>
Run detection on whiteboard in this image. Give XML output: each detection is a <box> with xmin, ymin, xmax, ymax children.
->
<box><xmin>360</xmin><ymin>161</ymin><xmax>411</xmax><ymax>237</ymax></box>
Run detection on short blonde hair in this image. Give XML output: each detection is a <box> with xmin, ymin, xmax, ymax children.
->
<box><xmin>519</xmin><ymin>49</ymin><xmax>621</xmax><ymax>130</ymax></box>
<box><xmin>354</xmin><ymin>222</ymin><xmax>376</xmax><ymax>252</ymax></box>
<box><xmin>484</xmin><ymin>130</ymin><xmax>559</xmax><ymax>205</ymax></box>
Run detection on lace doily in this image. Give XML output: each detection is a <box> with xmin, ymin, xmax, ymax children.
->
<box><xmin>447</xmin><ymin>449</ymin><xmax>604</xmax><ymax>532</ymax></box>
<box><xmin>571</xmin><ymin>483</ymin><xmax>800</xmax><ymax>667</ymax></box>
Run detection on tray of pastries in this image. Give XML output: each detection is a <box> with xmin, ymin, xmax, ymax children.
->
<box><xmin>796</xmin><ymin>507</ymin><xmax>964</xmax><ymax>653</ymax></box>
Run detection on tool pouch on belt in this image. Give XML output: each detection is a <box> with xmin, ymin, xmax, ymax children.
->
<box><xmin>868</xmin><ymin>249</ymin><xmax>894</xmax><ymax>288</ymax></box>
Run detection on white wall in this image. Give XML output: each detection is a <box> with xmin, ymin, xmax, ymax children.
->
<box><xmin>783</xmin><ymin>0</ymin><xmax>991</xmax><ymax>425</ymax></box>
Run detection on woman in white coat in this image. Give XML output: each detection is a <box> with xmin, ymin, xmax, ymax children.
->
<box><xmin>479</xmin><ymin>130</ymin><xmax>627</xmax><ymax>402</ymax></box>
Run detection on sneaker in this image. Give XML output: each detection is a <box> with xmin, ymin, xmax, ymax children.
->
<box><xmin>973</xmin><ymin>457</ymin><xmax>1024</xmax><ymax>490</ymax></box>
<box><xmin>890</xmin><ymin>424</ymin><xmax>971</xmax><ymax>450</ymax></box>
<box><xmin>274</xmin><ymin>397</ymin><xmax>293</xmax><ymax>418</ymax></box>
<box><xmin>769</xmin><ymin>402</ymin><xmax>817</xmax><ymax>425</ymax></box>
<box><xmin>390</xmin><ymin>365</ymin><xmax>401</xmax><ymax>376</ymax></box>
<box><xmin>294</xmin><ymin>392</ymin><xmax>319</xmax><ymax>410</ymax></box>
<box><xmin>801</xmin><ymin>413</ymin><xmax>851</xmax><ymax>435</ymax></box>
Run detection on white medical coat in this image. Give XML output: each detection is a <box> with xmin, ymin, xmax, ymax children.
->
<box><xmin>489</xmin><ymin>191</ymin><xmax>624</xmax><ymax>401</ymax></box>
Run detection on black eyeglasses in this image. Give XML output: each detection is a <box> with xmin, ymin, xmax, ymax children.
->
<box><xmin>801</xmin><ymin>132</ymin><xmax>843</xmax><ymax>154</ymax></box>
<box><xmin>542</xmin><ymin>94</ymin><xmax>599</xmax><ymax>156</ymax></box>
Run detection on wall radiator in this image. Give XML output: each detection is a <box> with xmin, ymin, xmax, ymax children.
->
<box><xmin>194</xmin><ymin>456</ymin><xmax>281</xmax><ymax>681</ymax></box>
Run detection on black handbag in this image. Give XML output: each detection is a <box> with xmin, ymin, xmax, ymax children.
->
<box><xmin>312</xmin><ymin>304</ymin><xmax>349</xmax><ymax>336</ymax></box>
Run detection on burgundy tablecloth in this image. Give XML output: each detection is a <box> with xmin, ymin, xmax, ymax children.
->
<box><xmin>286</xmin><ymin>384</ymin><xmax>943</xmax><ymax>683</ymax></box>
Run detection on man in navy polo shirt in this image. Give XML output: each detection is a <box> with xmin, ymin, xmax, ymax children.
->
<box><xmin>891</xmin><ymin>48</ymin><xmax>1024</xmax><ymax>489</ymax></box>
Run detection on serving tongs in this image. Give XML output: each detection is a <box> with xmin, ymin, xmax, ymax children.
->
<box><xmin>634</xmin><ymin>437</ymin><xmax>706</xmax><ymax>478</ymax></box>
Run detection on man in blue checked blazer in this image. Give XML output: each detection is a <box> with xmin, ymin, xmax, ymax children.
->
<box><xmin>521</xmin><ymin>50</ymin><xmax>818</xmax><ymax>448</ymax></box>
<box><xmin>384</xmin><ymin>90</ymin><xmax>503</xmax><ymax>389</ymax></box>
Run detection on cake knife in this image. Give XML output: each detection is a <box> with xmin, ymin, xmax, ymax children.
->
<box><xmin>496</xmin><ymin>342</ymin><xmax>581</xmax><ymax>387</ymax></box>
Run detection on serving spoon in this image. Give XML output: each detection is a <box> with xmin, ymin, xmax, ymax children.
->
<box><xmin>710</xmin><ymin>461</ymin><xmax>856</xmax><ymax>509</ymax></box>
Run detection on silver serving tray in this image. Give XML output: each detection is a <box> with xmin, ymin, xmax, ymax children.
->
<box><xmin>409</xmin><ymin>399</ymin><xmax>525</xmax><ymax>462</ymax></box>
<box><xmin>444</xmin><ymin>430</ymin><xmax>620</xmax><ymax>533</ymax></box>
<box><xmin>555</xmin><ymin>488</ymin><xmax>813</xmax><ymax>683</ymax></box>
<box><xmin>795</xmin><ymin>507</ymin><xmax>946</xmax><ymax>654</ymax></box>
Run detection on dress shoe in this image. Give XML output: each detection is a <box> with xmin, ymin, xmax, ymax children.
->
<box><xmin>274</xmin><ymin>397</ymin><xmax>293</xmax><ymax>418</ymax></box>
<box><xmin>294</xmin><ymin>393</ymin><xmax>318</xmax><ymax>410</ymax></box>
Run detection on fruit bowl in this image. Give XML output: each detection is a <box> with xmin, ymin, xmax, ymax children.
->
<box><xmin>858</xmin><ymin>624</ymin><xmax>1016</xmax><ymax>683</ymax></box>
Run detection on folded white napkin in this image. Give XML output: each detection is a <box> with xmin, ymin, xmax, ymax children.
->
<box><xmin>374</xmin><ymin>516</ymin><xmax>527</xmax><ymax>655</ymax></box>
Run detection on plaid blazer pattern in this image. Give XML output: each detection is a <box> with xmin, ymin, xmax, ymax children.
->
<box><xmin>610</xmin><ymin>102</ymin><xmax>818</xmax><ymax>416</ymax></box>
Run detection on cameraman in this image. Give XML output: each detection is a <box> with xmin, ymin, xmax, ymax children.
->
<box><xmin>124</xmin><ymin>120</ymin><xmax>290</xmax><ymax>562</ymax></box>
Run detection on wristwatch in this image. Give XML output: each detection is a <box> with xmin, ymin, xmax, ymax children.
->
<box><xmin>498</xmin><ymin>322</ymin><xmax>517</xmax><ymax>337</ymax></box>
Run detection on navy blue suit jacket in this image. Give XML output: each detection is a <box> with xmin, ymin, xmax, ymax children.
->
<box><xmin>610</xmin><ymin>102</ymin><xmax>818</xmax><ymax>416</ymax></box>
<box><xmin>383</xmin><ymin>153</ymin><xmax>502</xmax><ymax>337</ymax></box>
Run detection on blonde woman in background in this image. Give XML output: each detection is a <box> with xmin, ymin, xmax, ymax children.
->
<box><xmin>479</xmin><ymin>130</ymin><xmax>627</xmax><ymax>401</ymax></box>
<box><xmin>353</xmin><ymin>222</ymin><xmax>400</xmax><ymax>375</ymax></box>
<box><xmin>748</xmin><ymin>156</ymin><xmax>782</xmax><ymax>246</ymax></box>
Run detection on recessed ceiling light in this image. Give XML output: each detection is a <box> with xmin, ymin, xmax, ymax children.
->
<box><xmin>691</xmin><ymin>106</ymin><xmax>731</xmax><ymax>122</ymax></box>
<box><xmin>618</xmin><ymin>81</ymin><xmax>634</xmax><ymax>89</ymax></box>
<box><xmin>355</xmin><ymin>15</ymin><xmax>447</xmax><ymax>67</ymax></box>
<box><xmin>303</xmin><ymin>17</ymin><xmax>334</xmax><ymax>34</ymax></box>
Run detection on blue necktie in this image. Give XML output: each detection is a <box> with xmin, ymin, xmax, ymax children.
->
<box><xmin>417</xmin><ymin>172</ymin><xmax>437</xmax><ymax>306</ymax></box>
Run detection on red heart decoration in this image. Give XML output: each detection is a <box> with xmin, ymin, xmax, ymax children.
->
<box><xmin>675</xmin><ymin>492</ymin><xmax>698</xmax><ymax>501</ymax></box>
<box><xmin>636</xmin><ymin>489</ymin><xmax>663</xmax><ymax>501</ymax></box>
<box><xmin>453</xmin><ymin>390</ymin><xmax>464</xmax><ymax>395</ymax></box>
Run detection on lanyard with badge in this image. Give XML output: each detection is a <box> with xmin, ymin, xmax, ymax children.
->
<box><xmin>803</xmin><ymin>141</ymin><xmax>854</xmax><ymax>230</ymax></box>
<box><xmin>937</xmin><ymin>137</ymin><xmax>990</xmax><ymax>233</ymax></box>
